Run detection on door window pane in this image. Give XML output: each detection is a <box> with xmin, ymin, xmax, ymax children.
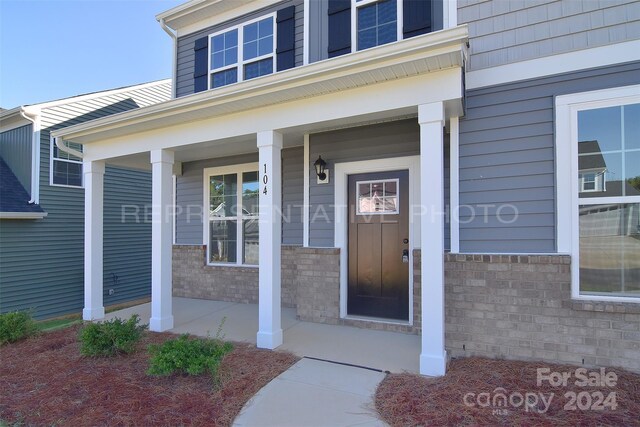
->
<box><xmin>579</xmin><ymin>203</ymin><xmax>640</xmax><ymax>297</ymax></box>
<box><xmin>210</xmin><ymin>220</ymin><xmax>237</xmax><ymax>263</ymax></box>
<box><xmin>357</xmin><ymin>179</ymin><xmax>399</xmax><ymax>214</ymax></box>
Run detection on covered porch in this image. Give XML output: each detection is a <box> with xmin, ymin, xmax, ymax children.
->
<box><xmin>105</xmin><ymin>297</ymin><xmax>421</xmax><ymax>373</ymax></box>
<box><xmin>52</xmin><ymin>26</ymin><xmax>468</xmax><ymax>376</ymax></box>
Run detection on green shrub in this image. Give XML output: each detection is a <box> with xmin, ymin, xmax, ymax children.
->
<box><xmin>0</xmin><ymin>311</ymin><xmax>38</xmax><ymax>345</ymax></box>
<box><xmin>79</xmin><ymin>314</ymin><xmax>147</xmax><ymax>356</ymax></box>
<box><xmin>147</xmin><ymin>334</ymin><xmax>233</xmax><ymax>377</ymax></box>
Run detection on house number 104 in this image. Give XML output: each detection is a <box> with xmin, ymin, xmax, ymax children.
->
<box><xmin>262</xmin><ymin>163</ymin><xmax>268</xmax><ymax>195</ymax></box>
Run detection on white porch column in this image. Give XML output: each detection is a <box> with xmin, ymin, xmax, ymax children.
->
<box><xmin>418</xmin><ymin>102</ymin><xmax>447</xmax><ymax>376</ymax></box>
<box><xmin>150</xmin><ymin>149</ymin><xmax>174</xmax><ymax>332</ymax></box>
<box><xmin>256</xmin><ymin>130</ymin><xmax>283</xmax><ymax>349</ymax></box>
<box><xmin>83</xmin><ymin>160</ymin><xmax>105</xmax><ymax>320</ymax></box>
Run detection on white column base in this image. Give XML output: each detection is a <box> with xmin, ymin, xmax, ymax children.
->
<box><xmin>257</xmin><ymin>329</ymin><xmax>283</xmax><ymax>349</ymax></box>
<box><xmin>82</xmin><ymin>307</ymin><xmax>105</xmax><ymax>321</ymax></box>
<box><xmin>149</xmin><ymin>315</ymin><xmax>174</xmax><ymax>332</ymax></box>
<box><xmin>420</xmin><ymin>351</ymin><xmax>448</xmax><ymax>376</ymax></box>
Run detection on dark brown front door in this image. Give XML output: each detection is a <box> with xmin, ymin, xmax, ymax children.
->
<box><xmin>347</xmin><ymin>170</ymin><xmax>409</xmax><ymax>321</ymax></box>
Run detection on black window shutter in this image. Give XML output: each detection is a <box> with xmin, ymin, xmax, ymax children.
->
<box><xmin>276</xmin><ymin>6</ymin><xmax>296</xmax><ymax>71</ymax></box>
<box><xmin>403</xmin><ymin>0</ymin><xmax>432</xmax><ymax>39</ymax></box>
<box><xmin>328</xmin><ymin>0</ymin><xmax>351</xmax><ymax>58</ymax></box>
<box><xmin>193</xmin><ymin>36</ymin><xmax>208</xmax><ymax>93</ymax></box>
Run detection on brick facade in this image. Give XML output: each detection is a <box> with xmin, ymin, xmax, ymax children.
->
<box><xmin>174</xmin><ymin>245</ymin><xmax>639</xmax><ymax>372</ymax></box>
<box><xmin>443</xmin><ymin>253</ymin><xmax>640</xmax><ymax>373</ymax></box>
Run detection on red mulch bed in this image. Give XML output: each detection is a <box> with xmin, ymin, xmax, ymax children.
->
<box><xmin>0</xmin><ymin>325</ymin><xmax>299</xmax><ymax>426</ymax></box>
<box><xmin>376</xmin><ymin>357</ymin><xmax>640</xmax><ymax>426</ymax></box>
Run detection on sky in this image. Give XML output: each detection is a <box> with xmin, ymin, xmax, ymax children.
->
<box><xmin>0</xmin><ymin>0</ymin><xmax>184</xmax><ymax>109</ymax></box>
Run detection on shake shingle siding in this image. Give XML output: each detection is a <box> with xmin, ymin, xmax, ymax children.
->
<box><xmin>458</xmin><ymin>61</ymin><xmax>640</xmax><ymax>253</ymax></box>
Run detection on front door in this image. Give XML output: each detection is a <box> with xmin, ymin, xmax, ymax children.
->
<box><xmin>347</xmin><ymin>170</ymin><xmax>409</xmax><ymax>321</ymax></box>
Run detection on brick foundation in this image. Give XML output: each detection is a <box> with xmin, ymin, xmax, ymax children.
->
<box><xmin>443</xmin><ymin>253</ymin><xmax>640</xmax><ymax>373</ymax></box>
<box><xmin>173</xmin><ymin>245</ymin><xmax>640</xmax><ymax>372</ymax></box>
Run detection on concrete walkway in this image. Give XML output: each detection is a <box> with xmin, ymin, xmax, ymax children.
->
<box><xmin>106</xmin><ymin>297</ymin><xmax>420</xmax><ymax>373</ymax></box>
<box><xmin>233</xmin><ymin>358</ymin><xmax>388</xmax><ymax>427</ymax></box>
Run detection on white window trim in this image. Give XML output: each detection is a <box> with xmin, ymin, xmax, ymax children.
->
<box><xmin>49</xmin><ymin>135</ymin><xmax>84</xmax><ymax>188</ymax></box>
<box><xmin>578</xmin><ymin>170</ymin><xmax>606</xmax><ymax>193</ymax></box>
<box><xmin>203</xmin><ymin>162</ymin><xmax>260</xmax><ymax>267</ymax></box>
<box><xmin>351</xmin><ymin>0</ymin><xmax>403</xmax><ymax>53</ymax></box>
<box><xmin>355</xmin><ymin>178</ymin><xmax>400</xmax><ymax>215</ymax></box>
<box><xmin>207</xmin><ymin>13</ymin><xmax>277</xmax><ymax>90</ymax></box>
<box><xmin>555</xmin><ymin>84</ymin><xmax>640</xmax><ymax>303</ymax></box>
<box><xmin>334</xmin><ymin>155</ymin><xmax>420</xmax><ymax>324</ymax></box>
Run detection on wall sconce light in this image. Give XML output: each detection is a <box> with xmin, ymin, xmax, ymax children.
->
<box><xmin>314</xmin><ymin>155</ymin><xmax>329</xmax><ymax>184</ymax></box>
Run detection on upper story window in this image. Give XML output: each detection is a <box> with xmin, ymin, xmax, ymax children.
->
<box><xmin>355</xmin><ymin>0</ymin><xmax>399</xmax><ymax>50</ymax></box>
<box><xmin>209</xmin><ymin>15</ymin><xmax>276</xmax><ymax>89</ymax></box>
<box><xmin>51</xmin><ymin>139</ymin><xmax>83</xmax><ymax>187</ymax></box>
<box><xmin>328</xmin><ymin>0</ymin><xmax>436</xmax><ymax>58</ymax></box>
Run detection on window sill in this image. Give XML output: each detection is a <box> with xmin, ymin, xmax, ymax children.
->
<box><xmin>205</xmin><ymin>263</ymin><xmax>259</xmax><ymax>269</ymax></box>
<box><xmin>564</xmin><ymin>299</ymin><xmax>640</xmax><ymax>314</ymax></box>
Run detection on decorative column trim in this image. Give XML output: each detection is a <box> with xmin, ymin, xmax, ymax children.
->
<box><xmin>257</xmin><ymin>130</ymin><xmax>284</xmax><ymax>349</ymax></box>
<box><xmin>150</xmin><ymin>149</ymin><xmax>175</xmax><ymax>332</ymax></box>
<box><xmin>83</xmin><ymin>160</ymin><xmax>105</xmax><ymax>320</ymax></box>
<box><xmin>418</xmin><ymin>102</ymin><xmax>447</xmax><ymax>376</ymax></box>
<box><xmin>449</xmin><ymin>116</ymin><xmax>460</xmax><ymax>253</ymax></box>
<box><xmin>303</xmin><ymin>133</ymin><xmax>310</xmax><ymax>247</ymax></box>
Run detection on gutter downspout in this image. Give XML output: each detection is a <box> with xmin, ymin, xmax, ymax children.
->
<box><xmin>55</xmin><ymin>137</ymin><xmax>84</xmax><ymax>160</ymax></box>
<box><xmin>19</xmin><ymin>108</ymin><xmax>40</xmax><ymax>204</ymax></box>
<box><xmin>158</xmin><ymin>17</ymin><xmax>177</xmax><ymax>99</ymax></box>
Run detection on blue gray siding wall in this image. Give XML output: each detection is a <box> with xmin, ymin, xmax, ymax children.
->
<box><xmin>0</xmin><ymin>124</ymin><xmax>32</xmax><ymax>195</ymax></box>
<box><xmin>0</xmin><ymin>131</ymin><xmax>152</xmax><ymax>318</ymax></box>
<box><xmin>175</xmin><ymin>153</ymin><xmax>258</xmax><ymax>245</ymax></box>
<box><xmin>176</xmin><ymin>0</ymin><xmax>304</xmax><ymax>98</ymax></box>
<box><xmin>458</xmin><ymin>60</ymin><xmax>640</xmax><ymax>253</ymax></box>
<box><xmin>282</xmin><ymin>146</ymin><xmax>303</xmax><ymax>244</ymax></box>
<box><xmin>175</xmin><ymin>149</ymin><xmax>303</xmax><ymax>245</ymax></box>
<box><xmin>0</xmin><ymin>83</ymin><xmax>170</xmax><ymax>319</ymax></box>
<box><xmin>308</xmin><ymin>119</ymin><xmax>451</xmax><ymax>249</ymax></box>
<box><xmin>460</xmin><ymin>0</ymin><xmax>640</xmax><ymax>71</ymax></box>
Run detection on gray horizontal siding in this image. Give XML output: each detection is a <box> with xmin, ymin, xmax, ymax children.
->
<box><xmin>176</xmin><ymin>153</ymin><xmax>259</xmax><ymax>245</ymax></box>
<box><xmin>0</xmin><ymin>131</ymin><xmax>152</xmax><ymax>319</ymax></box>
<box><xmin>0</xmin><ymin>83</ymin><xmax>170</xmax><ymax>319</ymax></box>
<box><xmin>282</xmin><ymin>147</ymin><xmax>304</xmax><ymax>245</ymax></box>
<box><xmin>309</xmin><ymin>119</ymin><xmax>423</xmax><ymax>248</ymax></box>
<box><xmin>176</xmin><ymin>0</ymin><xmax>304</xmax><ymax>98</ymax></box>
<box><xmin>175</xmin><ymin>150</ymin><xmax>303</xmax><ymax>245</ymax></box>
<box><xmin>460</xmin><ymin>0</ymin><xmax>640</xmax><ymax>71</ymax></box>
<box><xmin>0</xmin><ymin>124</ymin><xmax>32</xmax><ymax>194</ymax></box>
<box><xmin>458</xmin><ymin>60</ymin><xmax>640</xmax><ymax>253</ymax></box>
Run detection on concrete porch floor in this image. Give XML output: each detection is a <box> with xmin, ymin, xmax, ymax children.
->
<box><xmin>106</xmin><ymin>297</ymin><xmax>420</xmax><ymax>373</ymax></box>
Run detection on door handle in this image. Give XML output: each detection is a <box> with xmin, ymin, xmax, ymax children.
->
<box><xmin>402</xmin><ymin>249</ymin><xmax>409</xmax><ymax>263</ymax></box>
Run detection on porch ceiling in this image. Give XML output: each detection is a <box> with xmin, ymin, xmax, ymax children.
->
<box><xmin>52</xmin><ymin>25</ymin><xmax>468</xmax><ymax>151</ymax></box>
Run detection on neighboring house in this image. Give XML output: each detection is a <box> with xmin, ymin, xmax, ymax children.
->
<box><xmin>51</xmin><ymin>0</ymin><xmax>640</xmax><ymax>375</ymax></box>
<box><xmin>0</xmin><ymin>80</ymin><xmax>171</xmax><ymax>319</ymax></box>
